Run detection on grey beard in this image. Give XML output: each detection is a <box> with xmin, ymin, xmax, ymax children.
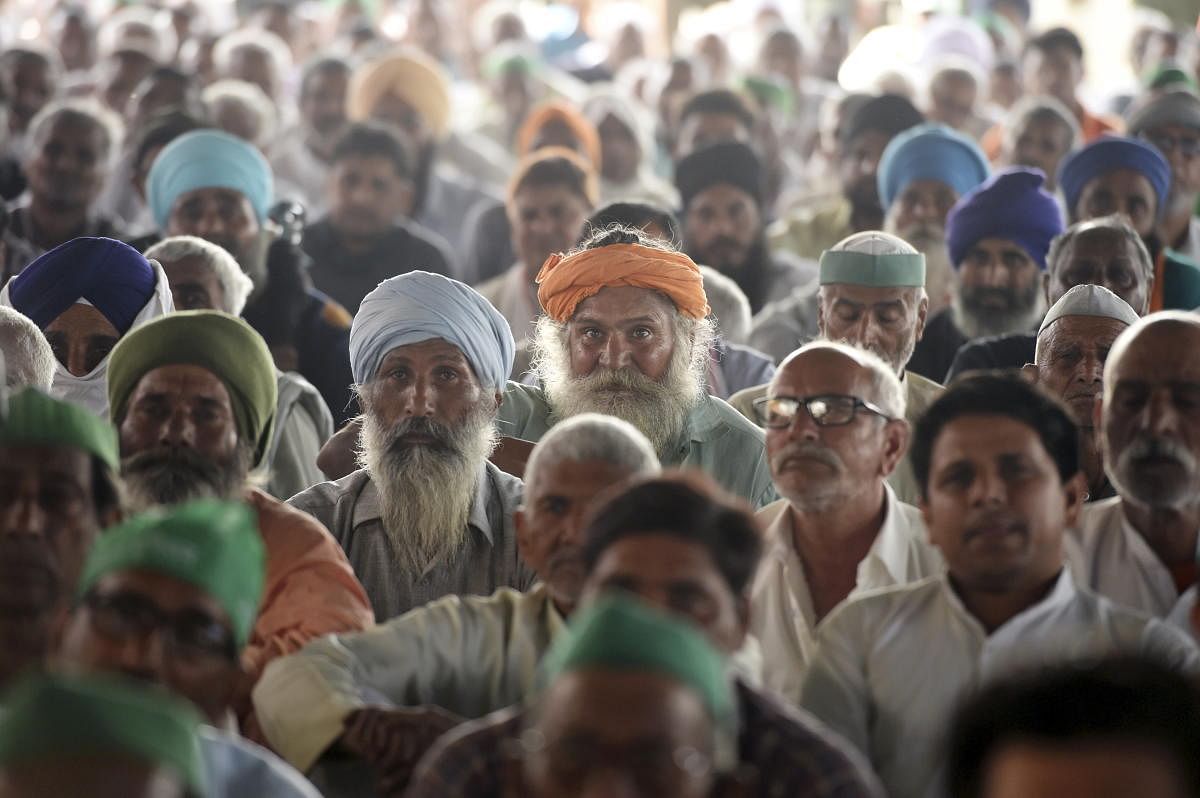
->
<box><xmin>360</xmin><ymin>406</ymin><xmax>500</xmax><ymax>578</ymax></box>
<box><xmin>121</xmin><ymin>446</ymin><xmax>251</xmax><ymax>513</ymax></box>
<box><xmin>951</xmin><ymin>282</ymin><xmax>1046</xmax><ymax>340</ymax></box>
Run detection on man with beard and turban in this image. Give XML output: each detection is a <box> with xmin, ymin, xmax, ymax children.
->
<box><xmin>252</xmin><ymin>415</ymin><xmax>659</xmax><ymax>789</ymax></box>
<box><xmin>105</xmin><ymin>310</ymin><xmax>373</xmax><ymax>727</ymax></box>
<box><xmin>0</xmin><ymin>388</ymin><xmax>123</xmax><ymax>692</ymax></box>
<box><xmin>1128</xmin><ymin>90</ymin><xmax>1200</xmax><ymax>265</ymax></box>
<box><xmin>675</xmin><ymin>141</ymin><xmax>813</xmax><ymax>314</ymax></box>
<box><xmin>736</xmin><ymin>232</ymin><xmax>942</xmax><ymax>505</ymax></box>
<box><xmin>1023</xmin><ymin>284</ymin><xmax>1140</xmax><ymax>503</ymax></box>
<box><xmin>1069</xmin><ymin>312</ymin><xmax>1200</xmax><ymax>624</ymax></box>
<box><xmin>289</xmin><ymin>271</ymin><xmax>533</xmax><ymax>622</ymax></box>
<box><xmin>0</xmin><ymin>237</ymin><xmax>173</xmax><ymax>418</ymax></box>
<box><xmin>749</xmin><ymin>342</ymin><xmax>942</xmax><ymax>703</ymax></box>
<box><xmin>500</xmin><ymin>226</ymin><xmax>776</xmax><ymax>508</ymax></box>
<box><xmin>907</xmin><ymin>168</ymin><xmax>1064</xmax><ymax>384</ymax></box>
<box><xmin>770</xmin><ymin>93</ymin><xmax>925</xmax><ymax>262</ymax></box>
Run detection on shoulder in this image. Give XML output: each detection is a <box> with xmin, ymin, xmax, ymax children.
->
<box><xmin>286</xmin><ymin>470</ymin><xmax>370</xmax><ymax>513</ymax></box>
<box><xmin>396</xmin><ymin>218</ymin><xmax>457</xmax><ymax>267</ymax></box>
<box><xmin>498</xmin><ymin>382</ymin><xmax>552</xmax><ymax>438</ymax></box>
<box><xmin>303</xmin><ymin>288</ymin><xmax>353</xmax><ymax>331</ymax></box>
<box><xmin>694</xmin><ymin>395</ymin><xmax>767</xmax><ymax>445</ymax></box>
<box><xmin>249</xmin><ymin>487</ymin><xmax>346</xmax><ymax>550</ymax></box>
<box><xmin>483</xmin><ymin>460</ymin><xmax>525</xmax><ymax>506</ymax></box>
<box><xmin>822</xmin><ymin>576</ymin><xmax>944</xmax><ymax>638</ymax></box>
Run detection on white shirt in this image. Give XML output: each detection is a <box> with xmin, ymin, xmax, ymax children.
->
<box><xmin>1168</xmin><ymin>586</ymin><xmax>1197</xmax><ymax>641</ymax></box>
<box><xmin>799</xmin><ymin>569</ymin><xmax>1200</xmax><ymax>798</ymax></box>
<box><xmin>750</xmin><ymin>483</ymin><xmax>943</xmax><ymax>703</ymax></box>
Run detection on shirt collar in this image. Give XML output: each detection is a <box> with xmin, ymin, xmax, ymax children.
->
<box><xmin>940</xmin><ymin>566</ymin><xmax>1078</xmax><ymax>634</ymax></box>
<box><xmin>868</xmin><ymin>483</ymin><xmax>920</xmax><ymax>583</ymax></box>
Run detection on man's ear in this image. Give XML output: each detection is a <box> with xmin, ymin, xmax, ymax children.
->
<box><xmin>914</xmin><ymin>293</ymin><xmax>929</xmax><ymax>342</ymax></box>
<box><xmin>880</xmin><ymin>418</ymin><xmax>910</xmax><ymax>477</ymax></box>
<box><xmin>513</xmin><ymin>507</ymin><xmax>533</xmax><ymax>566</ymax></box>
<box><xmin>1041</xmin><ymin>272</ymin><xmax>1050</xmax><ymax>308</ymax></box>
<box><xmin>1062</xmin><ymin>471</ymin><xmax>1088</xmax><ymax>527</ymax></box>
<box><xmin>493</xmin><ymin>390</ymin><xmax>505</xmax><ymax>412</ymax></box>
<box><xmin>1020</xmin><ymin>363</ymin><xmax>1039</xmax><ymax>385</ymax></box>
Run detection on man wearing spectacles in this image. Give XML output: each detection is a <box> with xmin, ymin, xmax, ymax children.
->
<box><xmin>1128</xmin><ymin>89</ymin><xmax>1200</xmax><ymax>265</ymax></box>
<box><xmin>749</xmin><ymin>342</ymin><xmax>942</xmax><ymax>703</ymax></box>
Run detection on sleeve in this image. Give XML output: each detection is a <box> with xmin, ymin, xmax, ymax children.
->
<box><xmin>797</xmin><ymin>603</ymin><xmax>874</xmax><ymax>758</ymax></box>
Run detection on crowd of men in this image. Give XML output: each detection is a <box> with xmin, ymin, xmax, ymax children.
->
<box><xmin>1</xmin><ymin>0</ymin><xmax>1200</xmax><ymax>795</ymax></box>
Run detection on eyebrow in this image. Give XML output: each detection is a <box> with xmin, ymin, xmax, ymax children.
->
<box><xmin>573</xmin><ymin>315</ymin><xmax>662</xmax><ymax>327</ymax></box>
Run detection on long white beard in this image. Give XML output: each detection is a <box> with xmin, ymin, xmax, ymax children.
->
<box><xmin>360</xmin><ymin>405</ymin><xmax>500</xmax><ymax>577</ymax></box>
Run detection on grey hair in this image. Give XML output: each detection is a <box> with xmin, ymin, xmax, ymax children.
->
<box><xmin>202</xmin><ymin>79</ymin><xmax>278</xmax><ymax>147</ymax></box>
<box><xmin>698</xmin><ymin>265</ymin><xmax>751</xmax><ymax>344</ymax></box>
<box><xmin>1002</xmin><ymin>94</ymin><xmax>1081</xmax><ymax>154</ymax></box>
<box><xmin>785</xmin><ymin>340</ymin><xmax>907</xmax><ymax>419</ymax></box>
<box><xmin>26</xmin><ymin>98</ymin><xmax>124</xmax><ymax>170</ymax></box>
<box><xmin>0</xmin><ymin>308</ymin><xmax>55</xmax><ymax>391</ymax></box>
<box><xmin>524</xmin><ymin>413</ymin><xmax>661</xmax><ymax>495</ymax></box>
<box><xmin>143</xmin><ymin>236</ymin><xmax>254</xmax><ymax>315</ymax></box>
<box><xmin>1047</xmin><ymin>215</ymin><xmax>1155</xmax><ymax>283</ymax></box>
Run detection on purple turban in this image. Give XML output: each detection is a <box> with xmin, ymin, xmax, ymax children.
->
<box><xmin>945</xmin><ymin>168</ymin><xmax>1064</xmax><ymax>270</ymax></box>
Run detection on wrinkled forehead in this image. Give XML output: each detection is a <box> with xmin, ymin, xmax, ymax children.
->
<box><xmin>378</xmin><ymin>337</ymin><xmax>473</xmax><ymax>373</ymax></box>
<box><xmin>570</xmin><ymin>286</ymin><xmax>678</xmax><ymax>324</ymax></box>
<box><xmin>1106</xmin><ymin>319</ymin><xmax>1200</xmax><ymax>384</ymax></box>
<box><xmin>772</xmin><ymin>347</ymin><xmax>875</xmax><ymax>399</ymax></box>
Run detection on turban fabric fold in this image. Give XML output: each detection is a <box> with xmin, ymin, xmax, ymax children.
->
<box><xmin>1057</xmin><ymin>136</ymin><xmax>1172</xmax><ymax>219</ymax></box>
<box><xmin>0</xmin><ymin>388</ymin><xmax>119</xmax><ymax>469</ymax></box>
<box><xmin>350</xmin><ymin>271</ymin><xmax>515</xmax><ymax>389</ymax></box>
<box><xmin>107</xmin><ymin>311</ymin><xmax>278</xmax><ymax>464</ymax></box>
<box><xmin>877</xmin><ymin>123</ymin><xmax>990</xmax><ymax>209</ymax></box>
<box><xmin>675</xmin><ymin>141</ymin><xmax>763</xmax><ymax>210</ymax></box>
<box><xmin>79</xmin><ymin>500</ymin><xmax>266</xmax><ymax>649</ymax></box>
<box><xmin>348</xmin><ymin>49</ymin><xmax>451</xmax><ymax>137</ymax></box>
<box><xmin>537</xmin><ymin>243</ymin><xmax>710</xmax><ymax>322</ymax></box>
<box><xmin>517</xmin><ymin>101</ymin><xmax>602</xmax><ymax>168</ymax></box>
<box><xmin>6</xmin><ymin>238</ymin><xmax>156</xmax><ymax>333</ymax></box>
<box><xmin>146</xmin><ymin>130</ymin><xmax>274</xmax><ymax>231</ymax></box>
<box><xmin>946</xmin><ymin>168</ymin><xmax>1065</xmax><ymax>269</ymax></box>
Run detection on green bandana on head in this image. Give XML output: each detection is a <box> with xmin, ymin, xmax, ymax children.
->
<box><xmin>78</xmin><ymin>500</ymin><xmax>265</xmax><ymax>649</ymax></box>
<box><xmin>818</xmin><ymin>250</ymin><xmax>927</xmax><ymax>288</ymax></box>
<box><xmin>0</xmin><ymin>673</ymin><xmax>206</xmax><ymax>795</ymax></box>
<box><xmin>0</xmin><ymin>387</ymin><xmax>119</xmax><ymax>469</ymax></box>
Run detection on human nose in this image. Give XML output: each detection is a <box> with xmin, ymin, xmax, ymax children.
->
<box><xmin>599</xmin><ymin>335</ymin><xmax>633</xmax><ymax>370</ymax></box>
<box><xmin>0</xmin><ymin>479</ymin><xmax>46</xmax><ymax>538</ymax></box>
<box><xmin>401</xmin><ymin>375</ymin><xmax>436</xmax><ymax>417</ymax></box>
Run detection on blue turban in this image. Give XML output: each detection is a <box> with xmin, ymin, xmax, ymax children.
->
<box><xmin>946</xmin><ymin>168</ymin><xmax>1065</xmax><ymax>270</ymax></box>
<box><xmin>349</xmin><ymin>271</ymin><xmax>515</xmax><ymax>389</ymax></box>
<box><xmin>877</xmin><ymin>123</ymin><xmax>991</xmax><ymax>210</ymax></box>
<box><xmin>1057</xmin><ymin>135</ymin><xmax>1171</xmax><ymax>220</ymax></box>
<box><xmin>7</xmin><ymin>238</ymin><xmax>156</xmax><ymax>333</ymax></box>
<box><xmin>146</xmin><ymin>130</ymin><xmax>274</xmax><ymax>231</ymax></box>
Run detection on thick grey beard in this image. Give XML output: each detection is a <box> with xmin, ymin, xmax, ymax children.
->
<box><xmin>530</xmin><ymin>315</ymin><xmax>712</xmax><ymax>459</ymax></box>
<box><xmin>359</xmin><ymin>404</ymin><xmax>500</xmax><ymax>578</ymax></box>
<box><xmin>121</xmin><ymin>445</ymin><xmax>252</xmax><ymax>513</ymax></box>
<box><xmin>951</xmin><ymin>279</ymin><xmax>1046</xmax><ymax>340</ymax></box>
<box><xmin>1108</xmin><ymin>435</ymin><xmax>1200</xmax><ymax>510</ymax></box>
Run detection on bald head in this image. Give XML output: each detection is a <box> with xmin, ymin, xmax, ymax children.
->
<box><xmin>773</xmin><ymin>342</ymin><xmax>905</xmax><ymax>419</ymax></box>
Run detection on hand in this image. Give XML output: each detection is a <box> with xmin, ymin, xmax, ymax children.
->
<box><xmin>340</xmin><ymin>706</ymin><xmax>463</xmax><ymax>796</ymax></box>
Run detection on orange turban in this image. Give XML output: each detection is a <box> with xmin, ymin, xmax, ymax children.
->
<box><xmin>536</xmin><ymin>244</ymin><xmax>710</xmax><ymax>322</ymax></box>
<box><xmin>517</xmin><ymin>101</ymin><xmax>602</xmax><ymax>169</ymax></box>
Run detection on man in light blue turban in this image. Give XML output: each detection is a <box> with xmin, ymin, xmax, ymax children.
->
<box><xmin>290</xmin><ymin>271</ymin><xmax>533</xmax><ymax>621</ymax></box>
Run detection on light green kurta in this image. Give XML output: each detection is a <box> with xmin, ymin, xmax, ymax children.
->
<box><xmin>496</xmin><ymin>382</ymin><xmax>778</xmax><ymax>509</ymax></box>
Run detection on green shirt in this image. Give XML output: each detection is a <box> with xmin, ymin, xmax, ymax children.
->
<box><xmin>497</xmin><ymin>382</ymin><xmax>778</xmax><ymax>509</ymax></box>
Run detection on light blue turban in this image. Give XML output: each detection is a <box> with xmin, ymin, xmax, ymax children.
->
<box><xmin>877</xmin><ymin>123</ymin><xmax>991</xmax><ymax>210</ymax></box>
<box><xmin>146</xmin><ymin>130</ymin><xmax>274</xmax><ymax>231</ymax></box>
<box><xmin>349</xmin><ymin>271</ymin><xmax>515</xmax><ymax>390</ymax></box>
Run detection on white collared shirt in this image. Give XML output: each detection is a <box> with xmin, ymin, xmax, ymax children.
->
<box><xmin>799</xmin><ymin>569</ymin><xmax>1199</xmax><ymax>798</ymax></box>
<box><xmin>749</xmin><ymin>483</ymin><xmax>943</xmax><ymax>703</ymax></box>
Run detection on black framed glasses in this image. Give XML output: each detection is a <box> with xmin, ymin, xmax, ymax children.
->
<box><xmin>82</xmin><ymin>590</ymin><xmax>238</xmax><ymax>664</ymax></box>
<box><xmin>752</xmin><ymin>394</ymin><xmax>893</xmax><ymax>429</ymax></box>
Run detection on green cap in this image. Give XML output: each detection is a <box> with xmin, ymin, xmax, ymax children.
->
<box><xmin>0</xmin><ymin>387</ymin><xmax>119</xmax><ymax>469</ymax></box>
<box><xmin>540</xmin><ymin>594</ymin><xmax>734</xmax><ymax>722</ymax></box>
<box><xmin>819</xmin><ymin>250</ymin><xmax>927</xmax><ymax>287</ymax></box>
<box><xmin>0</xmin><ymin>673</ymin><xmax>205</xmax><ymax>794</ymax></box>
<box><xmin>78</xmin><ymin>500</ymin><xmax>266</xmax><ymax>649</ymax></box>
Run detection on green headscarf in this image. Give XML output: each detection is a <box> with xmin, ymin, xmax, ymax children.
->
<box><xmin>106</xmin><ymin>311</ymin><xmax>278</xmax><ymax>466</ymax></box>
<box><xmin>78</xmin><ymin>500</ymin><xmax>265</xmax><ymax>649</ymax></box>
<box><xmin>0</xmin><ymin>388</ymin><xmax>119</xmax><ymax>469</ymax></box>
<box><xmin>819</xmin><ymin>250</ymin><xmax>927</xmax><ymax>288</ymax></box>
<box><xmin>0</xmin><ymin>673</ymin><xmax>205</xmax><ymax>794</ymax></box>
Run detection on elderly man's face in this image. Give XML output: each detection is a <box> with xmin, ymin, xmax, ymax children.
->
<box><xmin>1102</xmin><ymin>320</ymin><xmax>1200</xmax><ymax>510</ymax></box>
<box><xmin>929</xmin><ymin>71</ymin><xmax>978</xmax><ymax>132</ymax></box>
<box><xmin>56</xmin><ymin>569</ymin><xmax>240</xmax><ymax>724</ymax></box>
<box><xmin>365</xmin><ymin>338</ymin><xmax>490</xmax><ymax>432</ymax></box>
<box><xmin>26</xmin><ymin>116</ymin><xmax>109</xmax><ymax>212</ymax></box>
<box><xmin>1007</xmin><ymin>116</ymin><xmax>1074</xmax><ymax>192</ymax></box>
<box><xmin>301</xmin><ymin>68</ymin><xmax>348</xmax><ymax>138</ymax></box>
<box><xmin>160</xmin><ymin>255</ymin><xmax>226</xmax><ymax>312</ymax></box>
<box><xmin>166</xmin><ymin>188</ymin><xmax>261</xmax><ymax>267</ymax></box>
<box><xmin>43</xmin><ymin>304</ymin><xmax>119</xmax><ymax>378</ymax></box>
<box><xmin>1036</xmin><ymin>316</ymin><xmax>1127</xmax><ymax>429</ymax></box>
<box><xmin>1049</xmin><ymin>227</ymin><xmax>1150</xmax><ymax>313</ymax></box>
<box><xmin>1022</xmin><ymin>45</ymin><xmax>1082</xmax><ymax>107</ymax></box>
<box><xmin>923</xmin><ymin>414</ymin><xmax>1082</xmax><ymax>594</ymax></box>
<box><xmin>1141</xmin><ymin>123</ymin><xmax>1200</xmax><ymax>204</ymax></box>
<box><xmin>957</xmin><ymin>237</ymin><xmax>1043</xmax><ymax>333</ymax></box>
<box><xmin>838</xmin><ymin>129</ymin><xmax>890</xmax><ymax>212</ymax></box>
<box><xmin>1</xmin><ymin>55</ymin><xmax>55</xmax><ymax>130</ymax></box>
<box><xmin>818</xmin><ymin>284</ymin><xmax>928</xmax><ymax>374</ymax></box>
<box><xmin>1075</xmin><ymin>170</ymin><xmax>1158</xmax><ymax>238</ymax></box>
<box><xmin>568</xmin><ymin>287</ymin><xmax>677</xmax><ymax>381</ymax></box>
<box><xmin>889</xmin><ymin>179</ymin><xmax>958</xmax><ymax>233</ymax></box>
<box><xmin>684</xmin><ymin>184</ymin><xmax>762</xmax><ymax>278</ymax></box>
<box><xmin>329</xmin><ymin>154</ymin><xmax>414</xmax><ymax>241</ymax></box>
<box><xmin>510</xmin><ymin>184</ymin><xmax>591</xmax><ymax>281</ymax></box>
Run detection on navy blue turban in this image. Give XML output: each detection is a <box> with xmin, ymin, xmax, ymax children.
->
<box><xmin>946</xmin><ymin>168</ymin><xmax>1065</xmax><ymax>270</ymax></box>
<box><xmin>1057</xmin><ymin>136</ymin><xmax>1172</xmax><ymax>220</ymax></box>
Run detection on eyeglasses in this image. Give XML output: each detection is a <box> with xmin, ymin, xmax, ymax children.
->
<box><xmin>752</xmin><ymin>394</ymin><xmax>893</xmax><ymax>429</ymax></box>
<box><xmin>1145</xmin><ymin>133</ymin><xmax>1200</xmax><ymax>159</ymax></box>
<box><xmin>82</xmin><ymin>590</ymin><xmax>238</xmax><ymax>664</ymax></box>
<box><xmin>514</xmin><ymin>728</ymin><xmax>712</xmax><ymax>793</ymax></box>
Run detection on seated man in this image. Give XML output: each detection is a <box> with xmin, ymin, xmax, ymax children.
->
<box><xmin>105</xmin><ymin>311</ymin><xmax>373</xmax><ymax>723</ymax></box>
<box><xmin>144</xmin><ymin>235</ymin><xmax>333</xmax><ymax>502</ymax></box>
<box><xmin>289</xmin><ymin>271</ymin><xmax>533</xmax><ymax>620</ymax></box>
<box><xmin>947</xmin><ymin>214</ymin><xmax>1154</xmax><ymax>380</ymax></box>
<box><xmin>750</xmin><ymin>342</ymin><xmax>942</xmax><ymax>701</ymax></box>
<box><xmin>253</xmin><ymin>414</ymin><xmax>659</xmax><ymax>783</ymax></box>
<box><xmin>1025</xmin><ymin>284</ymin><xmax>1140</xmax><ymax>503</ymax></box>
<box><xmin>996</xmin><ymin>95</ymin><xmax>1079</xmax><ymax>193</ymax></box>
<box><xmin>0</xmin><ymin>388</ymin><xmax>122</xmax><ymax>690</ymax></box>
<box><xmin>907</xmin><ymin>167</ymin><xmax>1064</xmax><ymax>383</ymax></box>
<box><xmin>409</xmin><ymin>474</ymin><xmax>882</xmax><ymax>798</ymax></box>
<box><xmin>504</xmin><ymin>225</ymin><xmax>776</xmax><ymax>507</ymax></box>
<box><xmin>1072</xmin><ymin>312</ymin><xmax>1200</xmax><ymax>620</ymax></box>
<box><xmin>55</xmin><ymin>500</ymin><xmax>319</xmax><ymax>796</ymax></box>
<box><xmin>799</xmin><ymin>374</ymin><xmax>1199</xmax><ymax>798</ymax></box>
<box><xmin>0</xmin><ymin>236</ymin><xmax>173</xmax><ymax>417</ymax></box>
<box><xmin>301</xmin><ymin>122</ymin><xmax>456</xmax><ymax>314</ymax></box>
<box><xmin>0</xmin><ymin>306</ymin><xmax>55</xmax><ymax>391</ymax></box>
<box><xmin>1128</xmin><ymin>89</ymin><xmax>1200</xmax><ymax>263</ymax></box>
<box><xmin>0</xmin><ymin>674</ymin><xmax>205</xmax><ymax>798</ymax></box>
<box><xmin>945</xmin><ymin>657</ymin><xmax>1200</xmax><ymax>798</ymax></box>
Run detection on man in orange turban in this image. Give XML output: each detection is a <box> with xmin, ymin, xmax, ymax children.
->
<box><xmin>498</xmin><ymin>226</ymin><xmax>777</xmax><ymax>508</ymax></box>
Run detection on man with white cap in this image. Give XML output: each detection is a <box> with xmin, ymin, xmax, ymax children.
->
<box><xmin>1024</xmin><ymin>284</ymin><xmax>1141</xmax><ymax>503</ymax></box>
<box><xmin>1127</xmin><ymin>89</ymin><xmax>1200</xmax><ymax>263</ymax></box>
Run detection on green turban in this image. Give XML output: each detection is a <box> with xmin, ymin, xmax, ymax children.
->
<box><xmin>106</xmin><ymin>311</ymin><xmax>278</xmax><ymax>465</ymax></box>
<box><xmin>540</xmin><ymin>595</ymin><xmax>734</xmax><ymax>722</ymax></box>
<box><xmin>0</xmin><ymin>673</ymin><xmax>205</xmax><ymax>795</ymax></box>
<box><xmin>0</xmin><ymin>387</ymin><xmax>119</xmax><ymax>469</ymax></box>
<box><xmin>78</xmin><ymin>500</ymin><xmax>266</xmax><ymax>649</ymax></box>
